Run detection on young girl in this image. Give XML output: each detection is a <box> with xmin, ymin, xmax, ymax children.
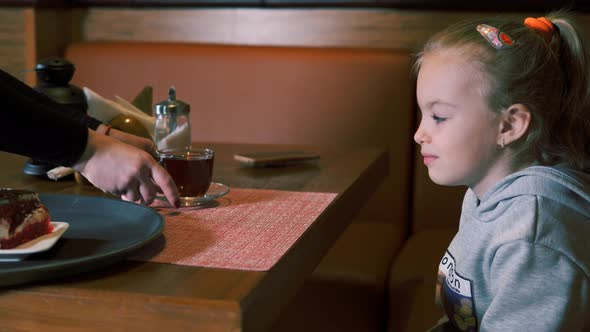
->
<box><xmin>414</xmin><ymin>12</ymin><xmax>590</xmax><ymax>331</ymax></box>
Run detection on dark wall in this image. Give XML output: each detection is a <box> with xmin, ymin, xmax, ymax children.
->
<box><xmin>1</xmin><ymin>0</ymin><xmax>589</xmax><ymax>11</ymax></box>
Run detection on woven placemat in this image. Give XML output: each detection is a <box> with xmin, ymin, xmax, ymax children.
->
<box><xmin>133</xmin><ymin>188</ymin><xmax>337</xmax><ymax>271</ymax></box>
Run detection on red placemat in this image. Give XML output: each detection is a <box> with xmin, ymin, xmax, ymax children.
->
<box><xmin>133</xmin><ymin>188</ymin><xmax>337</xmax><ymax>271</ymax></box>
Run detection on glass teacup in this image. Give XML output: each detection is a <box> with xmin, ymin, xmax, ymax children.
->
<box><xmin>157</xmin><ymin>147</ymin><xmax>215</xmax><ymax>207</ymax></box>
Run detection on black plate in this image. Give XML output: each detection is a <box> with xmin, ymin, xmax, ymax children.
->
<box><xmin>0</xmin><ymin>194</ymin><xmax>164</xmax><ymax>287</ymax></box>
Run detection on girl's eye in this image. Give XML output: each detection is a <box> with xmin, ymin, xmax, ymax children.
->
<box><xmin>431</xmin><ymin>114</ymin><xmax>447</xmax><ymax>124</ymax></box>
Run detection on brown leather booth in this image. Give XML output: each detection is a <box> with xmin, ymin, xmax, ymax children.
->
<box><xmin>66</xmin><ymin>42</ymin><xmax>465</xmax><ymax>332</ymax></box>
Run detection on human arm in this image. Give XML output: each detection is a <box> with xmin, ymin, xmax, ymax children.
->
<box><xmin>72</xmin><ymin>129</ymin><xmax>179</xmax><ymax>206</ymax></box>
<box><xmin>1</xmin><ymin>70</ymin><xmax>88</xmax><ymax>166</ymax></box>
<box><xmin>0</xmin><ymin>69</ymin><xmax>101</xmax><ymax>131</ymax></box>
<box><xmin>2</xmin><ymin>68</ymin><xmax>156</xmax><ymax>157</ymax></box>
<box><xmin>0</xmin><ymin>69</ymin><xmax>178</xmax><ymax>206</ymax></box>
<box><xmin>480</xmin><ymin>242</ymin><xmax>589</xmax><ymax>331</ymax></box>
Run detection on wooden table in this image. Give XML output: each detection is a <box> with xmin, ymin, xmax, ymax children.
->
<box><xmin>0</xmin><ymin>143</ymin><xmax>387</xmax><ymax>331</ymax></box>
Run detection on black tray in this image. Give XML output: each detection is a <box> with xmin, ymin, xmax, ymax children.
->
<box><xmin>0</xmin><ymin>194</ymin><xmax>163</xmax><ymax>287</ymax></box>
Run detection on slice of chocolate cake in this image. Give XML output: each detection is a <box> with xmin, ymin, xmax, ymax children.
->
<box><xmin>0</xmin><ymin>189</ymin><xmax>52</xmax><ymax>249</ymax></box>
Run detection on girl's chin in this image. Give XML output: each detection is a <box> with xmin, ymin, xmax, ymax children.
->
<box><xmin>427</xmin><ymin>169</ymin><xmax>463</xmax><ymax>186</ymax></box>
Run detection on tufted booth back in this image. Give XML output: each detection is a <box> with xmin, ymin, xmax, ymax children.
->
<box><xmin>66</xmin><ymin>41</ymin><xmax>464</xmax><ymax>235</ymax></box>
<box><xmin>66</xmin><ymin>42</ymin><xmax>415</xmax><ymax>227</ymax></box>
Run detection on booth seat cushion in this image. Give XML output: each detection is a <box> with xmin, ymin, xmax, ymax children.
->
<box><xmin>271</xmin><ymin>277</ymin><xmax>388</xmax><ymax>332</ymax></box>
<box><xmin>387</xmin><ymin>229</ymin><xmax>456</xmax><ymax>332</ymax></box>
<box><xmin>271</xmin><ymin>222</ymin><xmax>405</xmax><ymax>332</ymax></box>
<box><xmin>312</xmin><ymin>221</ymin><xmax>405</xmax><ymax>284</ymax></box>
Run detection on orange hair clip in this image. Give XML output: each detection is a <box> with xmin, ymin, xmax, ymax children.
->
<box><xmin>524</xmin><ymin>17</ymin><xmax>556</xmax><ymax>43</ymax></box>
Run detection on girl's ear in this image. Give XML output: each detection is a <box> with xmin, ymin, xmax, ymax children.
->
<box><xmin>498</xmin><ymin>104</ymin><xmax>531</xmax><ymax>146</ymax></box>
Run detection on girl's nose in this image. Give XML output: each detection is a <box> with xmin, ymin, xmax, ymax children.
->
<box><xmin>414</xmin><ymin>125</ymin><xmax>430</xmax><ymax>144</ymax></box>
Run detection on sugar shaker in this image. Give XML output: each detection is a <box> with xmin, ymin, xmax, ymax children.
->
<box><xmin>153</xmin><ymin>86</ymin><xmax>191</xmax><ymax>149</ymax></box>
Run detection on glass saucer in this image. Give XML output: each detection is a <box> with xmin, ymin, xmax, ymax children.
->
<box><xmin>179</xmin><ymin>182</ymin><xmax>230</xmax><ymax>207</ymax></box>
<box><xmin>156</xmin><ymin>182</ymin><xmax>230</xmax><ymax>207</ymax></box>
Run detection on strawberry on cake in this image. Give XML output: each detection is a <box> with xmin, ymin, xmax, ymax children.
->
<box><xmin>0</xmin><ymin>188</ymin><xmax>52</xmax><ymax>249</ymax></box>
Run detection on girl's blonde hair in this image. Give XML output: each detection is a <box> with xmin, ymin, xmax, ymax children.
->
<box><xmin>415</xmin><ymin>12</ymin><xmax>590</xmax><ymax>171</ymax></box>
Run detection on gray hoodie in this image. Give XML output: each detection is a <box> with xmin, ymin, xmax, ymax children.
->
<box><xmin>435</xmin><ymin>166</ymin><xmax>590</xmax><ymax>332</ymax></box>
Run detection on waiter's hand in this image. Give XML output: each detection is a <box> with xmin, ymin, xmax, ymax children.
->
<box><xmin>73</xmin><ymin>129</ymin><xmax>179</xmax><ymax>207</ymax></box>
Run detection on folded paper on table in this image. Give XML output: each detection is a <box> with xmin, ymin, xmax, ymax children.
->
<box><xmin>84</xmin><ymin>87</ymin><xmax>156</xmax><ymax>139</ymax></box>
<box><xmin>134</xmin><ymin>188</ymin><xmax>338</xmax><ymax>271</ymax></box>
<box><xmin>115</xmin><ymin>95</ymin><xmax>148</xmax><ymax>116</ymax></box>
<box><xmin>85</xmin><ymin>87</ymin><xmax>190</xmax><ymax>149</ymax></box>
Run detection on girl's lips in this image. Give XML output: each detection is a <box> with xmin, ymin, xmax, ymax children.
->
<box><xmin>423</xmin><ymin>155</ymin><xmax>438</xmax><ymax>165</ymax></box>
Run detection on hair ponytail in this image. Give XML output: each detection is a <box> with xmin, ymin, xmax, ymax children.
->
<box><xmin>546</xmin><ymin>13</ymin><xmax>590</xmax><ymax>170</ymax></box>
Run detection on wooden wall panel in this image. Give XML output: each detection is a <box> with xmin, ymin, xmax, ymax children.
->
<box><xmin>79</xmin><ymin>8</ymin><xmax>495</xmax><ymax>51</ymax></box>
<box><xmin>25</xmin><ymin>8</ymin><xmax>82</xmax><ymax>85</ymax></box>
<box><xmin>3</xmin><ymin>7</ymin><xmax>590</xmax><ymax>84</ymax></box>
<box><xmin>79</xmin><ymin>8</ymin><xmax>590</xmax><ymax>51</ymax></box>
<box><xmin>0</xmin><ymin>7</ymin><xmax>81</xmax><ymax>85</ymax></box>
<box><xmin>32</xmin><ymin>9</ymin><xmax>82</xmax><ymax>65</ymax></box>
<box><xmin>0</xmin><ymin>8</ymin><xmax>27</xmax><ymax>81</ymax></box>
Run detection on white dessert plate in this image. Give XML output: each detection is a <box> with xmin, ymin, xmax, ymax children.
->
<box><xmin>0</xmin><ymin>222</ymin><xmax>69</xmax><ymax>262</ymax></box>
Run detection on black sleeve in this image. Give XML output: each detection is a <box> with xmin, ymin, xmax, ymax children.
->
<box><xmin>0</xmin><ymin>69</ymin><xmax>90</xmax><ymax>166</ymax></box>
<box><xmin>0</xmin><ymin>69</ymin><xmax>102</xmax><ymax>130</ymax></box>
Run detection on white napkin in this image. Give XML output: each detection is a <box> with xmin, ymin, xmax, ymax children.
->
<box><xmin>156</xmin><ymin>122</ymin><xmax>191</xmax><ymax>150</ymax></box>
<box><xmin>84</xmin><ymin>87</ymin><xmax>156</xmax><ymax>139</ymax></box>
<box><xmin>46</xmin><ymin>166</ymin><xmax>75</xmax><ymax>180</ymax></box>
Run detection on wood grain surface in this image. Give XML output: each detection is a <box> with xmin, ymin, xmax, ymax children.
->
<box><xmin>79</xmin><ymin>8</ymin><xmax>500</xmax><ymax>51</ymax></box>
<box><xmin>0</xmin><ymin>143</ymin><xmax>387</xmax><ymax>331</ymax></box>
<box><xmin>0</xmin><ymin>8</ymin><xmax>27</xmax><ymax>81</ymax></box>
<box><xmin>7</xmin><ymin>7</ymin><xmax>590</xmax><ymax>85</ymax></box>
<box><xmin>4</xmin><ymin>7</ymin><xmax>552</xmax><ymax>78</ymax></box>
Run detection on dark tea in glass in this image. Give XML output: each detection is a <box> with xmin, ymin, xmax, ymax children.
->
<box><xmin>157</xmin><ymin>147</ymin><xmax>215</xmax><ymax>200</ymax></box>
